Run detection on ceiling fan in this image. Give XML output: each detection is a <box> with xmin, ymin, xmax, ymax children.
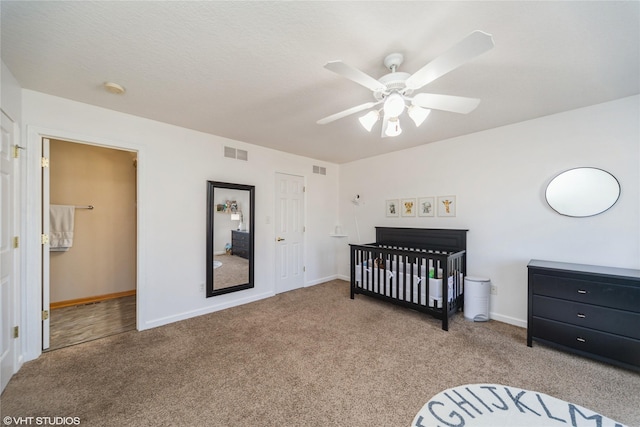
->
<box><xmin>317</xmin><ymin>31</ymin><xmax>494</xmax><ymax>137</ymax></box>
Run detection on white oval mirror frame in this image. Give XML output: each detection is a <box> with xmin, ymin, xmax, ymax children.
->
<box><xmin>545</xmin><ymin>167</ymin><xmax>620</xmax><ymax>217</ymax></box>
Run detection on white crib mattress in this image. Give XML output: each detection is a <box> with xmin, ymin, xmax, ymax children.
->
<box><xmin>354</xmin><ymin>260</ymin><xmax>460</xmax><ymax>308</ymax></box>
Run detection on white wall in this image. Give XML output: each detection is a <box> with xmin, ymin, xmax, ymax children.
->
<box><xmin>1</xmin><ymin>61</ymin><xmax>22</xmax><ymax>124</ymax></box>
<box><xmin>17</xmin><ymin>85</ymin><xmax>640</xmax><ymax>358</ymax></box>
<box><xmin>338</xmin><ymin>96</ymin><xmax>640</xmax><ymax>327</ymax></box>
<box><xmin>21</xmin><ymin>89</ymin><xmax>339</xmax><ymax>360</ymax></box>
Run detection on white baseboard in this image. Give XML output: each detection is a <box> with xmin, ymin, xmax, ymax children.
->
<box><xmin>334</xmin><ymin>273</ymin><xmax>524</xmax><ymax>328</ymax></box>
<box><xmin>140</xmin><ymin>280</ymin><xmax>526</xmax><ymax>332</ymax></box>
<box><xmin>143</xmin><ymin>274</ymin><xmax>349</xmax><ymax>330</ymax></box>
<box><xmin>306</xmin><ymin>275</ymin><xmax>338</xmax><ymax>287</ymax></box>
<box><xmin>490</xmin><ymin>312</ymin><xmax>526</xmax><ymax>329</ymax></box>
<box><xmin>306</xmin><ymin>274</ymin><xmax>350</xmax><ymax>287</ymax></box>
<box><xmin>142</xmin><ymin>291</ymin><xmax>275</xmax><ymax>330</ymax></box>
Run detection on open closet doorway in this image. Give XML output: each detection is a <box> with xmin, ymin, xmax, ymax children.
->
<box><xmin>44</xmin><ymin>139</ymin><xmax>137</xmax><ymax>351</ymax></box>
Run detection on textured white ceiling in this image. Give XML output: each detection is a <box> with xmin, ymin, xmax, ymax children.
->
<box><xmin>2</xmin><ymin>1</ymin><xmax>638</xmax><ymax>163</ymax></box>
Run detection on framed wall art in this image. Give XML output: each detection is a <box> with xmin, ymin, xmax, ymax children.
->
<box><xmin>418</xmin><ymin>197</ymin><xmax>435</xmax><ymax>217</ymax></box>
<box><xmin>401</xmin><ymin>198</ymin><xmax>416</xmax><ymax>217</ymax></box>
<box><xmin>437</xmin><ymin>196</ymin><xmax>456</xmax><ymax>217</ymax></box>
<box><xmin>386</xmin><ymin>199</ymin><xmax>399</xmax><ymax>217</ymax></box>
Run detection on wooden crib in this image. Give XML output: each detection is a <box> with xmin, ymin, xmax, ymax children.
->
<box><xmin>350</xmin><ymin>227</ymin><xmax>467</xmax><ymax>331</ymax></box>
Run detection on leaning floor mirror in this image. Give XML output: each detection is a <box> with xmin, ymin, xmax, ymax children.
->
<box><xmin>206</xmin><ymin>181</ymin><xmax>255</xmax><ymax>297</ymax></box>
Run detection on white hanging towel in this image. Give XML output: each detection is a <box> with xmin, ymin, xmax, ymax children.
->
<box><xmin>50</xmin><ymin>205</ymin><xmax>75</xmax><ymax>251</ymax></box>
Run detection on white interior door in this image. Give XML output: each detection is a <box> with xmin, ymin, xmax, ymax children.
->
<box><xmin>274</xmin><ymin>173</ymin><xmax>305</xmax><ymax>294</ymax></box>
<box><xmin>41</xmin><ymin>138</ymin><xmax>50</xmax><ymax>350</ymax></box>
<box><xmin>1</xmin><ymin>111</ymin><xmax>17</xmax><ymax>392</ymax></box>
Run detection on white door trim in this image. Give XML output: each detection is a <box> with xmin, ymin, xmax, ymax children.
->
<box><xmin>23</xmin><ymin>126</ymin><xmax>146</xmax><ymax>362</ymax></box>
<box><xmin>41</xmin><ymin>138</ymin><xmax>50</xmax><ymax>350</ymax></box>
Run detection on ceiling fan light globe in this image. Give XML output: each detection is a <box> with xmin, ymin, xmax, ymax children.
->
<box><xmin>383</xmin><ymin>92</ymin><xmax>405</xmax><ymax>117</ymax></box>
<box><xmin>358</xmin><ymin>111</ymin><xmax>380</xmax><ymax>132</ymax></box>
<box><xmin>385</xmin><ymin>118</ymin><xmax>402</xmax><ymax>137</ymax></box>
<box><xmin>408</xmin><ymin>105</ymin><xmax>431</xmax><ymax>127</ymax></box>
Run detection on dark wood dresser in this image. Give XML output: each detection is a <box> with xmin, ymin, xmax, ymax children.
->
<box><xmin>231</xmin><ymin>230</ymin><xmax>250</xmax><ymax>259</ymax></box>
<box><xmin>527</xmin><ymin>259</ymin><xmax>640</xmax><ymax>371</ymax></box>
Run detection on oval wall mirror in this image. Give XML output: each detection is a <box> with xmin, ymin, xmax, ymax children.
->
<box><xmin>545</xmin><ymin>167</ymin><xmax>620</xmax><ymax>217</ymax></box>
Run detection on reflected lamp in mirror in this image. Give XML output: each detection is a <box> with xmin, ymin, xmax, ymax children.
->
<box><xmin>206</xmin><ymin>181</ymin><xmax>255</xmax><ymax>297</ymax></box>
<box><xmin>545</xmin><ymin>167</ymin><xmax>620</xmax><ymax>217</ymax></box>
<box><xmin>230</xmin><ymin>212</ymin><xmax>244</xmax><ymax>231</ymax></box>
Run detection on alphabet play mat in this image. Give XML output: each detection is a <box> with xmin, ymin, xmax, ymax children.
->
<box><xmin>412</xmin><ymin>384</ymin><xmax>625</xmax><ymax>427</ymax></box>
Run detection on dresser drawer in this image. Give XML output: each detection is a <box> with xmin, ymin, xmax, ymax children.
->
<box><xmin>231</xmin><ymin>231</ymin><xmax>250</xmax><ymax>259</ymax></box>
<box><xmin>232</xmin><ymin>231</ymin><xmax>249</xmax><ymax>243</ymax></box>
<box><xmin>531</xmin><ymin>273</ymin><xmax>640</xmax><ymax>312</ymax></box>
<box><xmin>531</xmin><ymin>317</ymin><xmax>640</xmax><ymax>368</ymax></box>
<box><xmin>233</xmin><ymin>240</ymin><xmax>248</xmax><ymax>250</ymax></box>
<box><xmin>532</xmin><ymin>295</ymin><xmax>640</xmax><ymax>339</ymax></box>
<box><xmin>233</xmin><ymin>248</ymin><xmax>248</xmax><ymax>258</ymax></box>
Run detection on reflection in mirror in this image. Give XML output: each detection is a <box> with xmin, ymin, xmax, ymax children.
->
<box><xmin>545</xmin><ymin>167</ymin><xmax>620</xmax><ymax>217</ymax></box>
<box><xmin>206</xmin><ymin>181</ymin><xmax>255</xmax><ymax>297</ymax></box>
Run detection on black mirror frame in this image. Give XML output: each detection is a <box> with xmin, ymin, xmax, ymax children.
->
<box><xmin>206</xmin><ymin>181</ymin><xmax>255</xmax><ymax>297</ymax></box>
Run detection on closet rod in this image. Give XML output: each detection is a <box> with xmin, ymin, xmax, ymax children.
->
<box><xmin>75</xmin><ymin>205</ymin><xmax>94</xmax><ymax>210</ymax></box>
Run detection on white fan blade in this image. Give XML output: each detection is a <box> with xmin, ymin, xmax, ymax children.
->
<box><xmin>317</xmin><ymin>101</ymin><xmax>381</xmax><ymax>125</ymax></box>
<box><xmin>324</xmin><ymin>60</ymin><xmax>386</xmax><ymax>92</ymax></box>
<box><xmin>405</xmin><ymin>31</ymin><xmax>494</xmax><ymax>91</ymax></box>
<box><xmin>412</xmin><ymin>93</ymin><xmax>481</xmax><ymax>114</ymax></box>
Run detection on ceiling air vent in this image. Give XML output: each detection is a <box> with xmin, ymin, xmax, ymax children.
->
<box><xmin>313</xmin><ymin>165</ymin><xmax>326</xmax><ymax>175</ymax></box>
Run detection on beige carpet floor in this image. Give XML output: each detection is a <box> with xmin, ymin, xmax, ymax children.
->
<box><xmin>213</xmin><ymin>254</ymin><xmax>249</xmax><ymax>289</ymax></box>
<box><xmin>2</xmin><ymin>280</ymin><xmax>639</xmax><ymax>426</ymax></box>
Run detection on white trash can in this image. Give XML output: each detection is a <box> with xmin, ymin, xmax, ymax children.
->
<box><xmin>464</xmin><ymin>276</ymin><xmax>491</xmax><ymax>322</ymax></box>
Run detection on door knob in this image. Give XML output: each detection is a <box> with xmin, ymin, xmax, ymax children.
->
<box><xmin>277</xmin><ymin>237</ymin><xmax>285</xmax><ymax>241</ymax></box>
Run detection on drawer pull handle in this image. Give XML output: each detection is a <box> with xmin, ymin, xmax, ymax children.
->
<box><xmin>577</xmin><ymin>289</ymin><xmax>588</xmax><ymax>294</ymax></box>
<box><xmin>577</xmin><ymin>313</ymin><xmax>586</xmax><ymax>318</ymax></box>
<box><xmin>576</xmin><ymin>337</ymin><xmax>586</xmax><ymax>343</ymax></box>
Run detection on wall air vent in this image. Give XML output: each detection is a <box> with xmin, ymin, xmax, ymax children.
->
<box><xmin>312</xmin><ymin>165</ymin><xmax>326</xmax><ymax>175</ymax></box>
<box><xmin>224</xmin><ymin>146</ymin><xmax>236</xmax><ymax>159</ymax></box>
<box><xmin>224</xmin><ymin>147</ymin><xmax>248</xmax><ymax>161</ymax></box>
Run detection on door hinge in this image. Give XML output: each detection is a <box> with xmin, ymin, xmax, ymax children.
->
<box><xmin>41</xmin><ymin>234</ymin><xmax>49</xmax><ymax>245</ymax></box>
<box><xmin>41</xmin><ymin>157</ymin><xmax>49</xmax><ymax>167</ymax></box>
<box><xmin>303</xmin><ymin>226</ymin><xmax>306</xmax><ymax>232</ymax></box>
<box><xmin>303</xmin><ymin>266</ymin><xmax>306</xmax><ymax>272</ymax></box>
<box><xmin>13</xmin><ymin>236</ymin><xmax>19</xmax><ymax>248</ymax></box>
<box><xmin>303</xmin><ymin>186</ymin><xmax>306</xmax><ymax>192</ymax></box>
<box><xmin>13</xmin><ymin>326</ymin><xmax>19</xmax><ymax>338</ymax></box>
<box><xmin>13</xmin><ymin>145</ymin><xmax>25</xmax><ymax>158</ymax></box>
<box><xmin>42</xmin><ymin>310</ymin><xmax>49</xmax><ymax>321</ymax></box>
